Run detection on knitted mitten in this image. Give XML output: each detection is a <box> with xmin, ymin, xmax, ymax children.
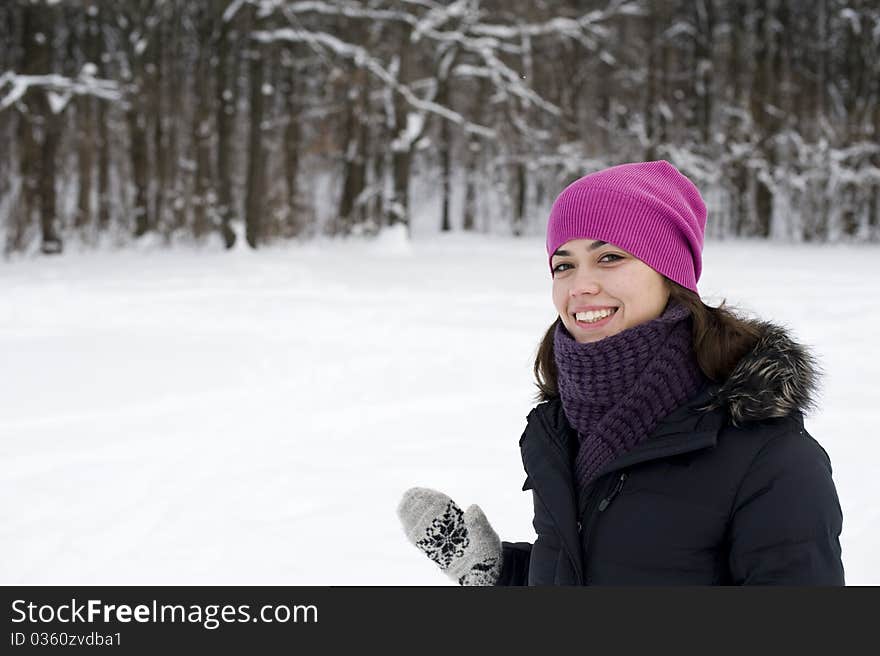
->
<box><xmin>397</xmin><ymin>487</ymin><xmax>502</xmax><ymax>586</ymax></box>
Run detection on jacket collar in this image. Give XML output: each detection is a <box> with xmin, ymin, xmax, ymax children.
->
<box><xmin>692</xmin><ymin>319</ymin><xmax>820</xmax><ymax>427</ymax></box>
<box><xmin>537</xmin><ymin>381</ymin><xmax>724</xmax><ymax>481</ymax></box>
<box><xmin>533</xmin><ymin>318</ymin><xmax>819</xmax><ymax>475</ymax></box>
<box><xmin>520</xmin><ymin>320</ymin><xmax>818</xmax><ymax>568</ymax></box>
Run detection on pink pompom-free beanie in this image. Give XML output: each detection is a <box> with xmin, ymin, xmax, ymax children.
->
<box><xmin>546</xmin><ymin>160</ymin><xmax>706</xmax><ymax>293</ymax></box>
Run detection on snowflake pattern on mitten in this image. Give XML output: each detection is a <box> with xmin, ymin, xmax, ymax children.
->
<box><xmin>415</xmin><ymin>500</ymin><xmax>470</xmax><ymax>569</ymax></box>
<box><xmin>458</xmin><ymin>556</ymin><xmax>500</xmax><ymax>586</ymax></box>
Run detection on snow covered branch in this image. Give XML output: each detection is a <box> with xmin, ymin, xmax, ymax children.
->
<box><xmin>271</xmin><ymin>6</ymin><xmax>561</xmax><ymax>118</ymax></box>
<box><xmin>279</xmin><ymin>0</ymin><xmax>638</xmax><ymax>45</ymax></box>
<box><xmin>252</xmin><ymin>28</ymin><xmax>496</xmax><ymax>138</ymax></box>
<box><xmin>0</xmin><ymin>69</ymin><xmax>123</xmax><ymax>113</ymax></box>
<box><xmin>470</xmin><ymin>0</ymin><xmax>643</xmax><ymax>39</ymax></box>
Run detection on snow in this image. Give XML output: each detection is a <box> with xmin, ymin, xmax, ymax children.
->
<box><xmin>222</xmin><ymin>0</ymin><xmax>248</xmax><ymax>23</ymax></box>
<box><xmin>46</xmin><ymin>90</ymin><xmax>72</xmax><ymax>114</ymax></box>
<box><xmin>411</xmin><ymin>0</ymin><xmax>470</xmax><ymax>42</ymax></box>
<box><xmin>391</xmin><ymin>112</ymin><xmax>425</xmax><ymax>152</ymax></box>
<box><xmin>598</xmin><ymin>50</ymin><xmax>616</xmax><ymax>66</ymax></box>
<box><xmin>253</xmin><ymin>27</ymin><xmax>494</xmax><ymax>139</ymax></box>
<box><xmin>1</xmin><ymin>234</ymin><xmax>878</xmax><ymax>585</ymax></box>
<box><xmin>0</xmin><ymin>72</ymin><xmax>30</xmax><ymax>110</ymax></box>
<box><xmin>0</xmin><ymin>73</ymin><xmax>121</xmax><ymax>112</ymax></box>
<box><xmin>840</xmin><ymin>8</ymin><xmax>861</xmax><ymax>34</ymax></box>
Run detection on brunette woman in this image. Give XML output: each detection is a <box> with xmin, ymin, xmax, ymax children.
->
<box><xmin>398</xmin><ymin>161</ymin><xmax>844</xmax><ymax>586</ymax></box>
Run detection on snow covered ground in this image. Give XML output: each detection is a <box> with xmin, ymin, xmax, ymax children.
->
<box><xmin>1</xmin><ymin>230</ymin><xmax>878</xmax><ymax>585</ymax></box>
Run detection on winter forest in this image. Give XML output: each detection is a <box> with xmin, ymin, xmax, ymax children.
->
<box><xmin>1</xmin><ymin>0</ymin><xmax>879</xmax><ymax>255</ymax></box>
<box><xmin>4</xmin><ymin>1</ymin><xmax>880</xmax><ymax>587</ymax></box>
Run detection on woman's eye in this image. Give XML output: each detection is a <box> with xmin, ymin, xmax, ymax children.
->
<box><xmin>552</xmin><ymin>262</ymin><xmax>572</xmax><ymax>274</ymax></box>
<box><xmin>599</xmin><ymin>253</ymin><xmax>623</xmax><ymax>263</ymax></box>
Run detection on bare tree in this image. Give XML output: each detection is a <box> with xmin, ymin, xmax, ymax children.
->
<box><xmin>2</xmin><ymin>0</ymin><xmax>878</xmax><ymax>253</ymax></box>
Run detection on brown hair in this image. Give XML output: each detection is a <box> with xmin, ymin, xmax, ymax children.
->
<box><xmin>532</xmin><ymin>280</ymin><xmax>764</xmax><ymax>403</ymax></box>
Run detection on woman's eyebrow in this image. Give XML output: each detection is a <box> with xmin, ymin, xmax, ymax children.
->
<box><xmin>552</xmin><ymin>241</ymin><xmax>608</xmax><ymax>257</ymax></box>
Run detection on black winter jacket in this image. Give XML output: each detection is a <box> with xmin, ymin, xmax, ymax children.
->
<box><xmin>498</xmin><ymin>321</ymin><xmax>845</xmax><ymax>586</ymax></box>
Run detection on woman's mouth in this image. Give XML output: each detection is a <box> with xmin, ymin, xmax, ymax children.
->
<box><xmin>573</xmin><ymin>307</ymin><xmax>618</xmax><ymax>330</ymax></box>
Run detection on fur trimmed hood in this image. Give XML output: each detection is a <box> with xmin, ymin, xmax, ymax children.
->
<box><xmin>698</xmin><ymin>320</ymin><xmax>822</xmax><ymax>427</ymax></box>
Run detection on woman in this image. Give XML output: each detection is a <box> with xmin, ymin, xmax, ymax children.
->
<box><xmin>397</xmin><ymin>160</ymin><xmax>844</xmax><ymax>585</ymax></box>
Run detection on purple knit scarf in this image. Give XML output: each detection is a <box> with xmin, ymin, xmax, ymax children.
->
<box><xmin>553</xmin><ymin>300</ymin><xmax>707</xmax><ymax>495</ymax></box>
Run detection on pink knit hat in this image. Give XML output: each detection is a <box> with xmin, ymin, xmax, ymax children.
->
<box><xmin>546</xmin><ymin>160</ymin><xmax>706</xmax><ymax>293</ymax></box>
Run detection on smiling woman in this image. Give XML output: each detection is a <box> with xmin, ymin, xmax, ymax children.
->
<box><xmin>549</xmin><ymin>240</ymin><xmax>669</xmax><ymax>343</ymax></box>
<box><xmin>397</xmin><ymin>160</ymin><xmax>844</xmax><ymax>587</ymax></box>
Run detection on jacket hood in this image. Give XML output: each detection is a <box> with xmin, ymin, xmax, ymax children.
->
<box><xmin>697</xmin><ymin>319</ymin><xmax>822</xmax><ymax>427</ymax></box>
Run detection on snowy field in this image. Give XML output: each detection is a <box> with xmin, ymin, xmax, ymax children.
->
<box><xmin>1</xmin><ymin>230</ymin><xmax>878</xmax><ymax>585</ymax></box>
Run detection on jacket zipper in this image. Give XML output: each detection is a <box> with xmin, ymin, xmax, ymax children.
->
<box><xmin>580</xmin><ymin>471</ymin><xmax>627</xmax><ymax>584</ymax></box>
<box><xmin>598</xmin><ymin>472</ymin><xmax>627</xmax><ymax>512</ymax></box>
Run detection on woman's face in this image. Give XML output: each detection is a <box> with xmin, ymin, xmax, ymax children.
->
<box><xmin>551</xmin><ymin>239</ymin><xmax>670</xmax><ymax>344</ymax></box>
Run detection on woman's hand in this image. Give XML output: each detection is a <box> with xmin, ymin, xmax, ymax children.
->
<box><xmin>397</xmin><ymin>487</ymin><xmax>502</xmax><ymax>586</ymax></box>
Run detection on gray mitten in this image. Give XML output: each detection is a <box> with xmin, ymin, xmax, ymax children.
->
<box><xmin>397</xmin><ymin>487</ymin><xmax>502</xmax><ymax>586</ymax></box>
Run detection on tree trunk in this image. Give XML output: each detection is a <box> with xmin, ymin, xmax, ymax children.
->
<box><xmin>729</xmin><ymin>0</ymin><xmax>741</xmax><ymax>107</ymax></box>
<box><xmin>151</xmin><ymin>8</ymin><xmax>169</xmax><ymax>238</ymax></box>
<box><xmin>97</xmin><ymin>92</ymin><xmax>111</xmax><ymax>232</ymax></box>
<box><xmin>462</xmin><ymin>79</ymin><xmax>487</xmax><ymax>232</ymax></box>
<box><xmin>338</xmin><ymin>71</ymin><xmax>368</xmax><ymax>234</ymax></box>
<box><xmin>282</xmin><ymin>49</ymin><xmax>303</xmax><ymax>237</ymax></box>
<box><xmin>694</xmin><ymin>0</ymin><xmax>715</xmax><ymax>145</ymax></box>
<box><xmin>122</xmin><ymin>6</ymin><xmax>151</xmax><ymax>240</ymax></box>
<box><xmin>386</xmin><ymin>30</ymin><xmax>414</xmax><ymax>232</ymax></box>
<box><xmin>74</xmin><ymin>95</ymin><xmax>94</xmax><ymax>231</ymax></box>
<box><xmin>126</xmin><ymin>103</ymin><xmax>150</xmax><ymax>237</ymax></box>
<box><xmin>13</xmin><ymin>110</ymin><xmax>37</xmax><ymax>252</ymax></box>
<box><xmin>37</xmin><ymin>95</ymin><xmax>62</xmax><ymax>253</ymax></box>
<box><xmin>815</xmin><ymin>0</ymin><xmax>827</xmax><ymax>141</ymax></box>
<box><xmin>245</xmin><ymin>16</ymin><xmax>267</xmax><ymax>248</ymax></box>
<box><xmin>643</xmin><ymin>3</ymin><xmax>657</xmax><ymax>160</ymax></box>
<box><xmin>462</xmin><ymin>134</ymin><xmax>478</xmax><ymax>232</ymax></box>
<box><xmin>21</xmin><ymin>2</ymin><xmax>62</xmax><ymax>254</ymax></box>
<box><xmin>725</xmin><ymin>0</ymin><xmax>748</xmax><ymax>239</ymax></box>
<box><xmin>512</xmin><ymin>162</ymin><xmax>526</xmax><ymax>237</ymax></box>
<box><xmin>119</xmin><ymin>4</ymin><xmax>152</xmax><ymax>239</ymax></box>
<box><xmin>166</xmin><ymin>6</ymin><xmax>186</xmax><ymax>233</ymax></box>
<box><xmin>192</xmin><ymin>4</ymin><xmax>213</xmax><ymax>240</ymax></box>
<box><xmin>751</xmin><ymin>0</ymin><xmax>785</xmax><ymax>239</ymax></box>
<box><xmin>88</xmin><ymin>3</ymin><xmax>110</xmax><ymax>233</ymax></box>
<box><xmin>437</xmin><ymin>73</ymin><xmax>452</xmax><ymax>232</ymax></box>
<box><xmin>389</xmin><ymin>147</ymin><xmax>411</xmax><ymax>228</ymax></box>
<box><xmin>215</xmin><ymin>5</ymin><xmax>237</xmax><ymax>248</ymax></box>
<box><xmin>370</xmin><ymin>134</ymin><xmax>386</xmax><ymax>227</ymax></box>
<box><xmin>74</xmin><ymin>5</ymin><xmax>101</xmax><ymax>233</ymax></box>
<box><xmin>869</xmin><ymin>184</ymin><xmax>879</xmax><ymax>241</ymax></box>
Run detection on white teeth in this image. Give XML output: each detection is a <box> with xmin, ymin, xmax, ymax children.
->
<box><xmin>575</xmin><ymin>308</ymin><xmax>615</xmax><ymax>323</ymax></box>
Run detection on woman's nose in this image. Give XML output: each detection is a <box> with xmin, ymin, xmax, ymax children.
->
<box><xmin>570</xmin><ymin>273</ymin><xmax>601</xmax><ymax>296</ymax></box>
<box><xmin>571</xmin><ymin>285</ymin><xmax>600</xmax><ymax>297</ymax></box>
